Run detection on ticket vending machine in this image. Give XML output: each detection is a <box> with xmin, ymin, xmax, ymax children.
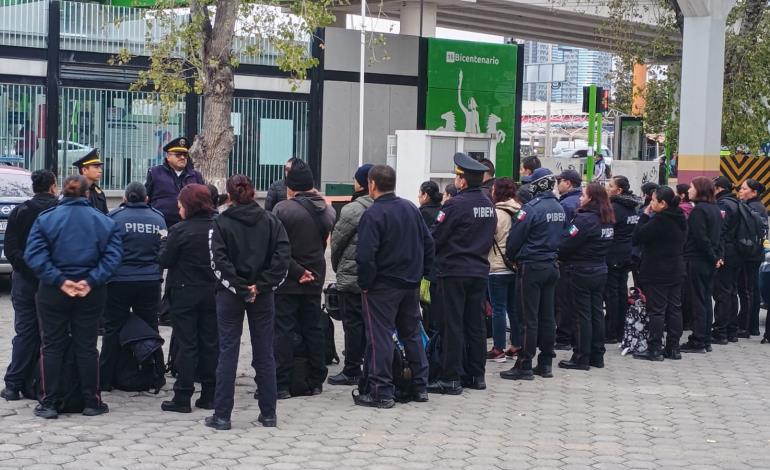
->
<box><xmin>393</xmin><ymin>130</ymin><xmax>498</xmax><ymax>205</ymax></box>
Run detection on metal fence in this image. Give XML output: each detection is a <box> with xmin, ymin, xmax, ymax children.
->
<box><xmin>0</xmin><ymin>83</ymin><xmax>310</xmax><ymax>191</ymax></box>
<box><xmin>58</xmin><ymin>1</ymin><xmax>304</xmax><ymax>66</ymax></box>
<box><xmin>59</xmin><ymin>87</ymin><xmax>186</xmax><ymax>190</ymax></box>
<box><xmin>0</xmin><ymin>0</ymin><xmax>48</xmax><ymax>49</ymax></box>
<box><xmin>0</xmin><ymin>83</ymin><xmax>46</xmax><ymax>170</ymax></box>
<box><xmin>214</xmin><ymin>96</ymin><xmax>309</xmax><ymax>190</ymax></box>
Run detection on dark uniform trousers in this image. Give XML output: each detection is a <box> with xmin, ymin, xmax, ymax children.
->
<box><xmin>686</xmin><ymin>258</ymin><xmax>716</xmax><ymax>348</ymax></box>
<box><xmin>645</xmin><ymin>282</ymin><xmax>683</xmax><ymax>351</ymax></box>
<box><xmin>712</xmin><ymin>258</ymin><xmax>740</xmax><ymax>340</ymax></box>
<box><xmin>604</xmin><ymin>263</ymin><xmax>632</xmax><ymax>342</ymax></box>
<box><xmin>4</xmin><ymin>272</ymin><xmax>39</xmax><ymax>392</ymax></box>
<box><xmin>554</xmin><ymin>266</ymin><xmax>573</xmax><ymax>346</ymax></box>
<box><xmin>99</xmin><ymin>281</ymin><xmax>161</xmax><ymax>388</ymax></box>
<box><xmin>361</xmin><ymin>285</ymin><xmax>428</xmax><ymax>400</ymax></box>
<box><xmin>37</xmin><ymin>284</ymin><xmax>106</xmax><ymax>409</ymax></box>
<box><xmin>565</xmin><ymin>266</ymin><xmax>606</xmax><ymax>364</ymax></box>
<box><xmin>274</xmin><ymin>294</ymin><xmax>327</xmax><ymax>392</ymax></box>
<box><xmin>170</xmin><ymin>285</ymin><xmax>218</xmax><ymax>402</ymax></box>
<box><xmin>517</xmin><ymin>262</ymin><xmax>559</xmax><ymax>369</ymax></box>
<box><xmin>339</xmin><ymin>292</ymin><xmax>366</xmax><ymax>377</ymax></box>
<box><xmin>738</xmin><ymin>260</ymin><xmax>762</xmax><ymax>334</ymax></box>
<box><xmin>436</xmin><ymin>277</ymin><xmax>487</xmax><ymax>381</ymax></box>
<box><xmin>215</xmin><ymin>290</ymin><xmax>276</xmax><ymax>421</ymax></box>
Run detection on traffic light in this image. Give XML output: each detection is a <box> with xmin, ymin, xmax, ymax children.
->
<box><xmin>582</xmin><ymin>86</ymin><xmax>607</xmax><ymax>113</ymax></box>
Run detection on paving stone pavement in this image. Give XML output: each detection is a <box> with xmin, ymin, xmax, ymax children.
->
<box><xmin>1</xmin><ymin>273</ymin><xmax>770</xmax><ymax>469</ymax></box>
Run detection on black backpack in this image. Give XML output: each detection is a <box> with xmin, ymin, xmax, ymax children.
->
<box><xmin>115</xmin><ymin>348</ymin><xmax>166</xmax><ymax>394</ymax></box>
<box><xmin>355</xmin><ymin>334</ymin><xmax>415</xmax><ymax>403</ymax></box>
<box><xmin>735</xmin><ymin>201</ymin><xmax>765</xmax><ymax>258</ymax></box>
<box><xmin>26</xmin><ymin>337</ymin><xmax>85</xmax><ymax>413</ymax></box>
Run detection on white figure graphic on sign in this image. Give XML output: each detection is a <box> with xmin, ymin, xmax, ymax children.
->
<box><xmin>457</xmin><ymin>70</ymin><xmax>481</xmax><ymax>133</ymax></box>
<box><xmin>487</xmin><ymin>113</ymin><xmax>506</xmax><ymax>144</ymax></box>
<box><xmin>438</xmin><ymin>111</ymin><xmax>456</xmax><ymax>131</ymax></box>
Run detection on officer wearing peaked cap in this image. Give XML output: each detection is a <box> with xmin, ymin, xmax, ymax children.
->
<box><xmin>427</xmin><ymin>153</ymin><xmax>497</xmax><ymax>396</ymax></box>
<box><xmin>73</xmin><ymin>149</ymin><xmax>108</xmax><ymax>214</ymax></box>
<box><xmin>146</xmin><ymin>137</ymin><xmax>205</xmax><ymax>227</ymax></box>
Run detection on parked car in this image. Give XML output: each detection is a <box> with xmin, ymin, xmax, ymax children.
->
<box><xmin>58</xmin><ymin>140</ymin><xmax>93</xmax><ymax>164</ymax></box>
<box><xmin>552</xmin><ymin>147</ymin><xmax>613</xmax><ymax>169</ymax></box>
<box><xmin>0</xmin><ymin>166</ymin><xmax>34</xmax><ymax>274</ymax></box>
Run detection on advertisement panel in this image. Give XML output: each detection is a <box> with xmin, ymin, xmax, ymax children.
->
<box><xmin>425</xmin><ymin>38</ymin><xmax>519</xmax><ymax>176</ymax></box>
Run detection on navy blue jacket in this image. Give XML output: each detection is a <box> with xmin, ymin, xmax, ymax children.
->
<box><xmin>108</xmin><ymin>202</ymin><xmax>167</xmax><ymax>283</ymax></box>
<box><xmin>145</xmin><ymin>160</ymin><xmax>204</xmax><ymax>226</ymax></box>
<box><xmin>559</xmin><ymin>205</ymin><xmax>613</xmax><ymax>270</ymax></box>
<box><xmin>357</xmin><ymin>193</ymin><xmax>435</xmax><ymax>290</ymax></box>
<box><xmin>24</xmin><ymin>197</ymin><xmax>123</xmax><ymax>287</ymax></box>
<box><xmin>608</xmin><ymin>193</ymin><xmax>641</xmax><ymax>267</ymax></box>
<box><xmin>506</xmin><ymin>192</ymin><xmax>566</xmax><ymax>265</ymax></box>
<box><xmin>431</xmin><ymin>187</ymin><xmax>497</xmax><ymax>279</ymax></box>
<box><xmin>559</xmin><ymin>188</ymin><xmax>582</xmax><ymax>223</ymax></box>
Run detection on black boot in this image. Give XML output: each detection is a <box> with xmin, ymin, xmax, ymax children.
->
<box><xmin>161</xmin><ymin>399</ymin><xmax>192</xmax><ymax>413</ymax></box>
<box><xmin>680</xmin><ymin>341</ymin><xmax>707</xmax><ymax>354</ymax></box>
<box><xmin>426</xmin><ymin>379</ymin><xmax>463</xmax><ymax>395</ymax></box>
<box><xmin>205</xmin><ymin>415</ymin><xmax>231</xmax><ymax>430</ymax></box>
<box><xmin>533</xmin><ymin>364</ymin><xmax>553</xmax><ymax>378</ymax></box>
<box><xmin>461</xmin><ymin>376</ymin><xmax>486</xmax><ymax>390</ymax></box>
<box><xmin>664</xmin><ymin>345</ymin><xmax>682</xmax><ymax>360</ymax></box>
<box><xmin>633</xmin><ymin>347</ymin><xmax>664</xmax><ymax>361</ymax></box>
<box><xmin>558</xmin><ymin>355</ymin><xmax>589</xmax><ymax>371</ymax></box>
<box><xmin>500</xmin><ymin>360</ymin><xmax>534</xmax><ymax>381</ymax></box>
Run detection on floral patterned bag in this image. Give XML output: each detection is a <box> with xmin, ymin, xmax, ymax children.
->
<box><xmin>621</xmin><ymin>287</ymin><xmax>649</xmax><ymax>356</ymax></box>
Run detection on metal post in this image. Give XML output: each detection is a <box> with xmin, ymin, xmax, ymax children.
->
<box><xmin>586</xmin><ymin>84</ymin><xmax>596</xmax><ymax>182</ymax></box>
<box><xmin>45</xmin><ymin>0</ymin><xmax>61</xmax><ymax>175</ymax></box>
<box><xmin>358</xmin><ymin>0</ymin><xmax>366</xmax><ymax>167</ymax></box>
<box><xmin>545</xmin><ymin>44</ymin><xmax>552</xmax><ymax>157</ymax></box>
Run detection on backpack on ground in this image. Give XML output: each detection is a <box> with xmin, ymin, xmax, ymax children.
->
<box><xmin>621</xmin><ymin>287</ymin><xmax>649</xmax><ymax>356</ymax></box>
<box><xmin>735</xmin><ymin>200</ymin><xmax>765</xmax><ymax>258</ymax></box>
<box><xmin>321</xmin><ymin>311</ymin><xmax>340</xmax><ymax>366</ymax></box>
<box><xmin>116</xmin><ymin>314</ymin><xmax>166</xmax><ymax>393</ymax></box>
<box><xmin>355</xmin><ymin>332</ymin><xmax>415</xmax><ymax>403</ymax></box>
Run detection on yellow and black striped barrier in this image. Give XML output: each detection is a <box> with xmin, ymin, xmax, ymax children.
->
<box><xmin>720</xmin><ymin>155</ymin><xmax>770</xmax><ymax>208</ymax></box>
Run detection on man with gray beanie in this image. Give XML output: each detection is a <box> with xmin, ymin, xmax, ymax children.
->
<box><xmin>328</xmin><ymin>163</ymin><xmax>374</xmax><ymax>385</ymax></box>
<box><xmin>501</xmin><ymin>168</ymin><xmax>565</xmax><ymax>381</ymax></box>
<box><xmin>100</xmin><ymin>182</ymin><xmax>167</xmax><ymax>391</ymax></box>
<box><xmin>273</xmin><ymin>161</ymin><xmax>336</xmax><ymax>398</ymax></box>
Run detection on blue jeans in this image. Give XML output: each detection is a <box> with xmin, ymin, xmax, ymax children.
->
<box><xmin>488</xmin><ymin>274</ymin><xmax>519</xmax><ymax>350</ymax></box>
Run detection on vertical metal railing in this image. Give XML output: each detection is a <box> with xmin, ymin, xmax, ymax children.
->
<box><xmin>199</xmin><ymin>96</ymin><xmax>309</xmax><ymax>190</ymax></box>
<box><xmin>59</xmin><ymin>87</ymin><xmax>185</xmax><ymax>190</ymax></box>
<box><xmin>0</xmin><ymin>83</ymin><xmax>46</xmax><ymax>169</ymax></box>
<box><xmin>0</xmin><ymin>0</ymin><xmax>48</xmax><ymax>48</ymax></box>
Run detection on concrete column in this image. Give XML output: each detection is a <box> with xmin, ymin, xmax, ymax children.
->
<box><xmin>676</xmin><ymin>0</ymin><xmax>735</xmax><ymax>182</ymax></box>
<box><xmin>399</xmin><ymin>1</ymin><xmax>437</xmax><ymax>37</ymax></box>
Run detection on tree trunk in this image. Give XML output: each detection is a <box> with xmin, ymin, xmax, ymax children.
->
<box><xmin>188</xmin><ymin>0</ymin><xmax>239</xmax><ymax>190</ymax></box>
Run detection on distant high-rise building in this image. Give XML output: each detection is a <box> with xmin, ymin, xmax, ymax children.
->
<box><xmin>521</xmin><ymin>40</ymin><xmax>612</xmax><ymax>104</ymax></box>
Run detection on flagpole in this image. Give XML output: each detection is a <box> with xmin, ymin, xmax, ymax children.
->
<box><xmin>358</xmin><ymin>0</ymin><xmax>366</xmax><ymax>167</ymax></box>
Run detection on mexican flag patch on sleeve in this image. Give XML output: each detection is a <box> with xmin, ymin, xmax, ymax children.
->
<box><xmin>436</xmin><ymin>210</ymin><xmax>446</xmax><ymax>223</ymax></box>
<box><xmin>568</xmin><ymin>225</ymin><xmax>579</xmax><ymax>237</ymax></box>
<box><xmin>516</xmin><ymin>210</ymin><xmax>527</xmax><ymax>221</ymax></box>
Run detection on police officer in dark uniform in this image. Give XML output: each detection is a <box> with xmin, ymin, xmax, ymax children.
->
<box><xmin>428</xmin><ymin>153</ymin><xmax>497</xmax><ymax>395</ymax></box>
<box><xmin>501</xmin><ymin>168</ymin><xmax>565</xmax><ymax>380</ymax></box>
<box><xmin>99</xmin><ymin>182</ymin><xmax>167</xmax><ymax>391</ymax></box>
<box><xmin>145</xmin><ymin>137</ymin><xmax>205</xmax><ymax>227</ymax></box>
<box><xmin>354</xmin><ymin>165</ymin><xmax>433</xmax><ymax>408</ymax></box>
<box><xmin>73</xmin><ymin>149</ymin><xmax>108</xmax><ymax>214</ymax></box>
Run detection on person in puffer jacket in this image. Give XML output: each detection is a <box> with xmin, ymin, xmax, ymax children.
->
<box><xmin>206</xmin><ymin>174</ymin><xmax>291</xmax><ymax>431</ymax></box>
<box><xmin>486</xmin><ymin>177</ymin><xmax>522</xmax><ymax>362</ymax></box>
<box><xmin>24</xmin><ymin>175</ymin><xmax>123</xmax><ymax>419</ymax></box>
<box><xmin>328</xmin><ymin>164</ymin><xmax>374</xmax><ymax>386</ymax></box>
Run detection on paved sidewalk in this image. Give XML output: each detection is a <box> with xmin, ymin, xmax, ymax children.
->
<box><xmin>1</xmin><ymin>276</ymin><xmax>770</xmax><ymax>469</ymax></box>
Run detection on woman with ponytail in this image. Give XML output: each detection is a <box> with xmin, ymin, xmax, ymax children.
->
<box><xmin>418</xmin><ymin>181</ymin><xmax>443</xmax><ymax>228</ymax></box>
<box><xmin>207</xmin><ymin>174</ymin><xmax>291</xmax><ymax>430</ymax></box>
<box><xmin>632</xmin><ymin>186</ymin><xmax>687</xmax><ymax>361</ymax></box>
<box><xmin>737</xmin><ymin>178</ymin><xmax>769</xmax><ymax>337</ymax></box>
